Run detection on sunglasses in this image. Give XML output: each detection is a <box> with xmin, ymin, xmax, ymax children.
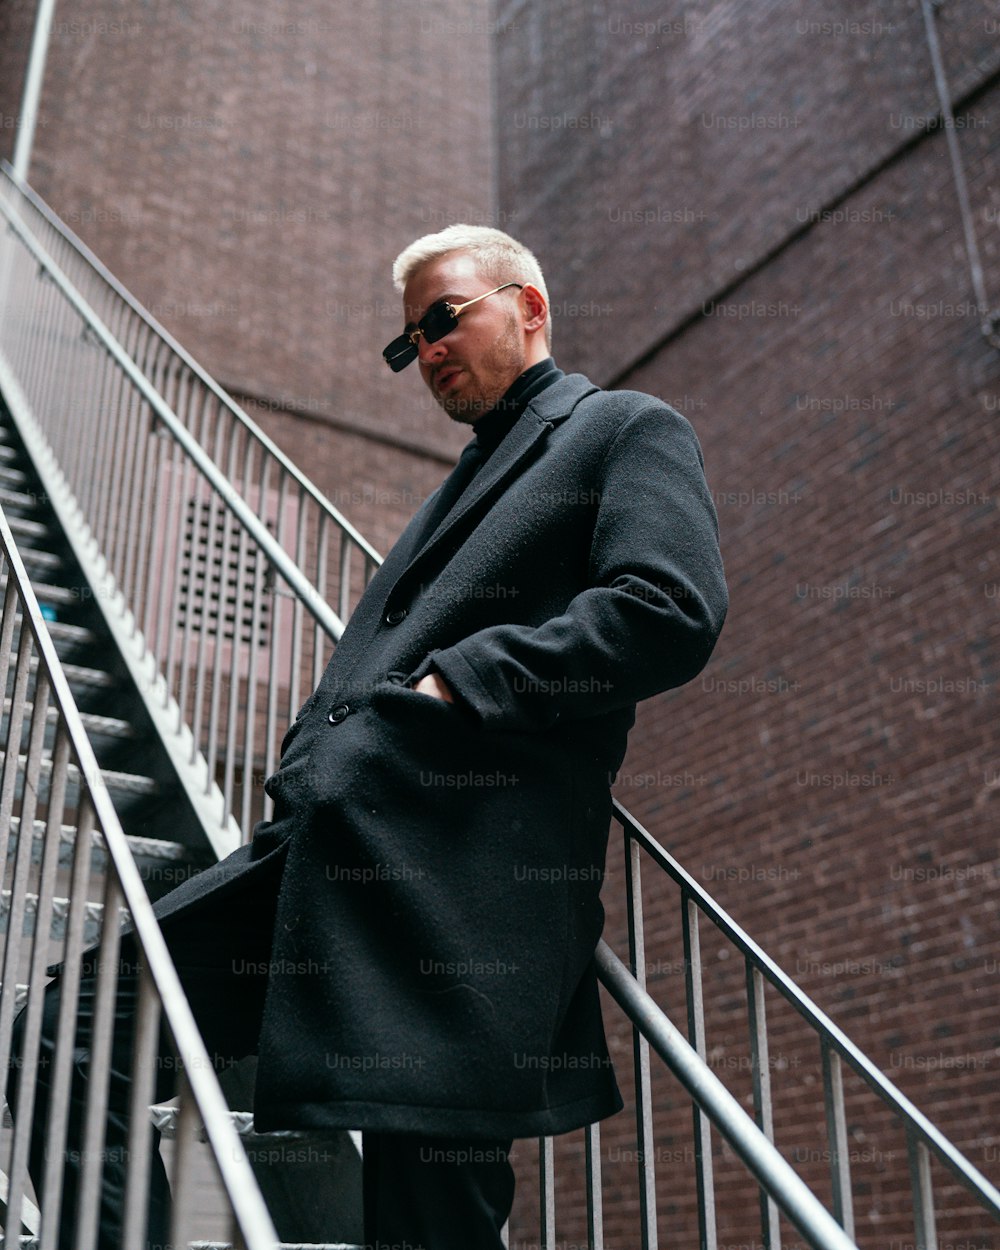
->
<box><xmin>383</xmin><ymin>282</ymin><xmax>524</xmax><ymax>372</ymax></box>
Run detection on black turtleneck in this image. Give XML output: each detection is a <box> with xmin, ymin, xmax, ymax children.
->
<box><xmin>405</xmin><ymin>358</ymin><xmax>564</xmax><ymax>563</ymax></box>
<box><xmin>471</xmin><ymin>356</ymin><xmax>563</xmax><ymax>461</ymax></box>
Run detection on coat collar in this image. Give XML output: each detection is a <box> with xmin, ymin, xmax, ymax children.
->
<box><xmin>394</xmin><ymin>372</ymin><xmax>599</xmax><ymax>585</ymax></box>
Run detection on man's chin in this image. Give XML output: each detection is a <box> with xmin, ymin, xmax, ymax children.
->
<box><xmin>438</xmin><ymin>390</ymin><xmax>496</xmax><ymax>424</ymax></box>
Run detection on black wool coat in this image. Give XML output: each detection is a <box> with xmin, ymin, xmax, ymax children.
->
<box><xmin>142</xmin><ymin>371</ymin><xmax>728</xmax><ymax>1139</ymax></box>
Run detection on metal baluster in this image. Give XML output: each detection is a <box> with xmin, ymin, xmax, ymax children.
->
<box><xmin>202</xmin><ymin>405</ymin><xmax>234</xmax><ymax>790</ymax></box>
<box><xmin>821</xmin><ymin>1040</ymin><xmax>854</xmax><ymax>1241</ymax></box>
<box><xmin>257</xmin><ymin>453</ymin><xmax>277</xmax><ymax>824</ymax></box>
<box><xmin>624</xmin><ymin>829</ymin><xmax>658</xmax><ymax>1250</ymax></box>
<box><xmin>289</xmin><ymin>478</ymin><xmax>308</xmax><ymax>719</ymax></box>
<box><xmin>168</xmin><ymin>1071</ymin><xmax>200</xmax><ymax>1250</ymax></box>
<box><xmin>314</xmin><ymin>510</ymin><xmax>330</xmax><ymax>688</ymax></box>
<box><xmin>84</xmin><ymin>312</ymin><xmax>120</xmax><ymax>550</ymax></box>
<box><xmin>0</xmin><ymin>620</ymin><xmax>35</xmax><ymax>886</ymax></box>
<box><xmin>119</xmin><ymin>358</ymin><xmax>151</xmax><ymax>605</ymax></box>
<box><xmin>539</xmin><ymin>1134</ymin><xmax>556</xmax><ymax>1250</ymax></box>
<box><xmin>220</xmin><ymin>419</ymin><xmax>251</xmax><ymax>818</ymax></box>
<box><xmin>96</xmin><ymin>328</ymin><xmax>130</xmax><ymax>573</ymax></box>
<box><xmin>4</xmin><ymin>717</ymin><xmax>68</xmax><ymax>1246</ymax></box>
<box><xmin>748</xmin><ymin>960</ymin><xmax>782</xmax><ymax>1250</ymax></box>
<box><xmin>158</xmin><ymin>434</ymin><xmax>186</xmax><ymax>709</ymax></box>
<box><xmin>274</xmin><ymin>470</ymin><xmax>292</xmax><ymax>719</ymax></box>
<box><xmin>172</xmin><ymin>387</ymin><xmax>210</xmax><ymax>735</ymax></box>
<box><xmin>239</xmin><ymin>437</ymin><xmax>265</xmax><ymax>837</ymax></box>
<box><xmin>38</xmin><ymin>792</ymin><xmax>98</xmax><ymax>1242</ymax></box>
<box><xmin>339</xmin><ymin>527</ymin><xmax>353</xmax><ymax>633</ymax></box>
<box><xmin>133</xmin><ymin>393</ymin><xmax>161</xmax><ymax>651</ymax></box>
<box><xmin>264</xmin><ymin>472</ymin><xmax>291</xmax><ymax>794</ymax></box>
<box><xmin>0</xmin><ymin>657</ymin><xmax>49</xmax><ymax>1086</ymax></box>
<box><xmin>74</xmin><ymin>871</ymin><xmax>124</xmax><ymax>1250</ymax></box>
<box><xmin>121</xmin><ymin>956</ymin><xmax>162</xmax><ymax>1250</ymax></box>
<box><xmin>908</xmin><ymin>1129</ymin><xmax>938</xmax><ymax>1250</ymax></box>
<box><xmin>683</xmin><ymin>894</ymin><xmax>716</xmax><ymax>1250</ymax></box>
<box><xmin>585</xmin><ymin>1121</ymin><xmax>604</xmax><ymax>1250</ymax></box>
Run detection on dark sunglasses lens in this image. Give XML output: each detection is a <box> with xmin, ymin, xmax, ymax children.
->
<box><xmin>383</xmin><ymin>335</ymin><xmax>417</xmax><ymax>372</ymax></box>
<box><xmin>421</xmin><ymin>303</ymin><xmax>458</xmax><ymax>345</ymax></box>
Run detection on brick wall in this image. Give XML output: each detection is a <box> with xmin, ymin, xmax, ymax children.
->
<box><xmin>495</xmin><ymin>3</ymin><xmax>1000</xmax><ymax>1248</ymax></box>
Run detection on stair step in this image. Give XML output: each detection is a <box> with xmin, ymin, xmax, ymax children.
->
<box><xmin>40</xmin><ymin>618</ymin><xmax>97</xmax><ymax>648</ymax></box>
<box><xmin>0</xmin><ymin>749</ymin><xmax>158</xmax><ymax>796</ymax></box>
<box><xmin>0</xmin><ymin>1240</ymin><xmax>361</xmax><ymax>1249</ymax></box>
<box><xmin>0</xmin><ymin>485</ymin><xmax>40</xmax><ymax>511</ymax></box>
<box><xmin>188</xmin><ymin>1242</ymin><xmax>364</xmax><ymax>1249</ymax></box>
<box><xmin>0</xmin><ymin>576</ymin><xmax>77</xmax><ymax>607</ymax></box>
<box><xmin>8</xmin><ymin>614</ymin><xmax>97</xmax><ymax>649</ymax></box>
<box><xmin>0</xmin><ymin>465</ymin><xmax>29</xmax><ymax>489</ymax></box>
<box><xmin>3</xmin><ymin>699</ymin><xmax>136</xmax><ymax>739</ymax></box>
<box><xmin>8</xmin><ymin>815</ymin><xmax>210</xmax><ymax>867</ymax></box>
<box><xmin>150</xmin><ymin>1105</ymin><xmax>350</xmax><ymax>1149</ymax></box>
<box><xmin>15</xmin><ymin>546</ymin><xmax>62</xmax><ymax>574</ymax></box>
<box><xmin>0</xmin><ymin>983</ymin><xmax>29</xmax><ymax>1012</ymax></box>
<box><xmin>39</xmin><ymin>657</ymin><xmax>117</xmax><ymax>688</ymax></box>
<box><xmin>0</xmin><ymin>890</ymin><xmax>111</xmax><ymax>943</ymax></box>
<box><xmin>5</xmin><ymin>515</ymin><xmax>48</xmax><ymax>541</ymax></box>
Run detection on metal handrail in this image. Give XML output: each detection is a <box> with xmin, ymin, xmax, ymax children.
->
<box><xmin>0</xmin><ymin>504</ymin><xmax>280</xmax><ymax>1249</ymax></box>
<box><xmin>614</xmin><ymin>800</ymin><xmax>1000</xmax><ymax>1205</ymax></box>
<box><xmin>587</xmin><ymin>799</ymin><xmax>1000</xmax><ymax>1249</ymax></box>
<box><xmin>595</xmin><ymin>940</ymin><xmax>858</xmax><ymax>1250</ymax></box>
<box><xmin>0</xmin><ymin>158</ymin><xmax>382</xmax><ymax>576</ymax></box>
<box><xmin>0</xmin><ymin>177</ymin><xmax>382</xmax><ymax>845</ymax></box>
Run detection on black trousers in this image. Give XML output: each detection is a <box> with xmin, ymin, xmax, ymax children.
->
<box><xmin>7</xmin><ymin>863</ymin><xmax>515</xmax><ymax>1250</ymax></box>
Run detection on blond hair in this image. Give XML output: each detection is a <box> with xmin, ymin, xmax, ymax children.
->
<box><xmin>392</xmin><ymin>224</ymin><xmax>552</xmax><ymax>348</ymax></box>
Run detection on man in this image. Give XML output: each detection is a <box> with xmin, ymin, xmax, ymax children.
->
<box><xmin>10</xmin><ymin>225</ymin><xmax>727</xmax><ymax>1248</ymax></box>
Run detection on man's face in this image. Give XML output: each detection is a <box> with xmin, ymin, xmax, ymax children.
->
<box><xmin>401</xmin><ymin>251</ymin><xmax>527</xmax><ymax>424</ymax></box>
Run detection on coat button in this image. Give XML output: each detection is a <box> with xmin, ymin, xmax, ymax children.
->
<box><xmin>327</xmin><ymin>703</ymin><xmax>350</xmax><ymax>724</ymax></box>
<box><xmin>384</xmin><ymin>607</ymin><xmax>408</xmax><ymax>625</ymax></box>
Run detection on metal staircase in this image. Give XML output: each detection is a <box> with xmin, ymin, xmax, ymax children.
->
<box><xmin>0</xmin><ymin>158</ymin><xmax>998</xmax><ymax>1250</ymax></box>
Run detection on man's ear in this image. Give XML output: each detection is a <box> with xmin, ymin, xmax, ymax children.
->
<box><xmin>520</xmin><ymin>283</ymin><xmax>548</xmax><ymax>334</ymax></box>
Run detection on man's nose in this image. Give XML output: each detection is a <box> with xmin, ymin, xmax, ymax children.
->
<box><xmin>417</xmin><ymin>333</ymin><xmax>448</xmax><ymax>367</ymax></box>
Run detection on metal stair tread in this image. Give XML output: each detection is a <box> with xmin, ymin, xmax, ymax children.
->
<box><xmin>14</xmin><ymin>545</ymin><xmax>62</xmax><ymax>571</ymax></box>
<box><xmin>39</xmin><ymin>618</ymin><xmax>96</xmax><ymax>646</ymax></box>
<box><xmin>150</xmin><ymin>1105</ymin><xmax>345</xmax><ymax>1145</ymax></box>
<box><xmin>0</xmin><ymin>890</ymin><xmax>111</xmax><ymax>923</ymax></box>
<box><xmin>0</xmin><ymin>465</ymin><xmax>28</xmax><ymax>488</ymax></box>
<box><xmin>0</xmin><ymin>575</ymin><xmax>76</xmax><ymax>606</ymax></box>
<box><xmin>0</xmin><ymin>1240</ymin><xmax>362</xmax><ymax>1249</ymax></box>
<box><xmin>5</xmin><ymin>515</ymin><xmax>48</xmax><ymax>540</ymax></box>
<box><xmin>2</xmin><ymin>698</ymin><xmax>135</xmax><ymax>738</ymax></box>
<box><xmin>0</xmin><ymin>485</ymin><xmax>40</xmax><ymax>511</ymax></box>
<box><xmin>42</xmin><ymin>657</ymin><xmax>117</xmax><ymax>687</ymax></box>
<box><xmin>8</xmin><ymin>815</ymin><xmax>211</xmax><ymax>863</ymax></box>
<box><xmin>10</xmin><ymin>613</ymin><xmax>98</xmax><ymax>648</ymax></box>
<box><xmin>0</xmin><ymin>747</ymin><xmax>158</xmax><ymax>795</ymax></box>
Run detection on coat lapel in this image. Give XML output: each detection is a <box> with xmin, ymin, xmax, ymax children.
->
<box><xmin>394</xmin><ymin>374</ymin><xmax>599</xmax><ymax>587</ymax></box>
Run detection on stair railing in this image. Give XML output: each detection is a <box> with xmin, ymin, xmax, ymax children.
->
<box><xmin>0</xmin><ymin>502</ymin><xmax>281</xmax><ymax>1250</ymax></box>
<box><xmin>0</xmin><ymin>158</ymin><xmax>381</xmax><ymax>622</ymax></box>
<box><xmin>0</xmin><ymin>173</ymin><xmax>380</xmax><ymax>857</ymax></box>
<box><xmin>527</xmin><ymin>803</ymin><xmax>1000</xmax><ymax>1250</ymax></box>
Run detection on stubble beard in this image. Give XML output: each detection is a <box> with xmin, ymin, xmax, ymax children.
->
<box><xmin>436</xmin><ymin>314</ymin><xmax>526</xmax><ymax>425</ymax></box>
